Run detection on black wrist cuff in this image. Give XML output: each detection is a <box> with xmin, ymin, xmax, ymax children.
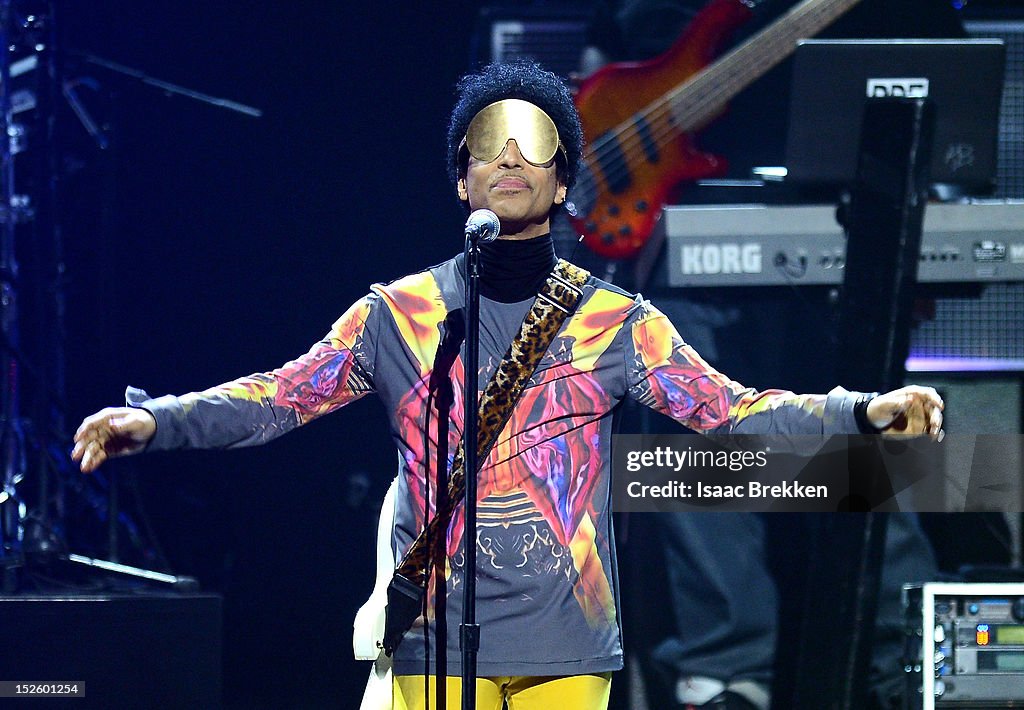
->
<box><xmin>854</xmin><ymin>392</ymin><xmax>883</xmax><ymax>434</ymax></box>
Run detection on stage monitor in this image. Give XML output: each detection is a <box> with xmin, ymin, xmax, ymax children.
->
<box><xmin>785</xmin><ymin>39</ymin><xmax>1005</xmax><ymax>194</ymax></box>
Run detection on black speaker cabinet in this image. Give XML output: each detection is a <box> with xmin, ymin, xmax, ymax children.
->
<box><xmin>474</xmin><ymin>6</ymin><xmax>590</xmax><ymax>77</ymax></box>
<box><xmin>0</xmin><ymin>594</ymin><xmax>222</xmax><ymax>709</ymax></box>
<box><xmin>965</xmin><ymin>16</ymin><xmax>1024</xmax><ymax>199</ymax></box>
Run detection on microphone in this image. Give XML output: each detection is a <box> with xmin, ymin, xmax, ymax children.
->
<box><xmin>465</xmin><ymin>209</ymin><xmax>500</xmax><ymax>243</ymax></box>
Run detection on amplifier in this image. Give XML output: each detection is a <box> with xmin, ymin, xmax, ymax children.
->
<box><xmin>473</xmin><ymin>6</ymin><xmax>590</xmax><ymax>78</ymax></box>
<box><xmin>654</xmin><ymin>201</ymin><xmax>1024</xmax><ymax>288</ymax></box>
<box><xmin>965</xmin><ymin>19</ymin><xmax>1024</xmax><ymax>199</ymax></box>
<box><xmin>903</xmin><ymin>582</ymin><xmax>1024</xmax><ymax>709</ymax></box>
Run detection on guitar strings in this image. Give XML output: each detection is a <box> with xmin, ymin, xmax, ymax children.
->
<box><xmin>570</xmin><ymin>0</ymin><xmax>855</xmax><ymax>214</ymax></box>
<box><xmin>579</xmin><ymin>0</ymin><xmax>849</xmax><ymax>182</ymax></box>
<box><xmin>575</xmin><ymin>0</ymin><xmax>848</xmax><ymax>207</ymax></box>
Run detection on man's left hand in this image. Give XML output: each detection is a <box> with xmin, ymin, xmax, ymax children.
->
<box><xmin>866</xmin><ymin>386</ymin><xmax>944</xmax><ymax>440</ymax></box>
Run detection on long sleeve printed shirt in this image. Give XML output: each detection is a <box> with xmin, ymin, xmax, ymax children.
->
<box><xmin>135</xmin><ymin>255</ymin><xmax>862</xmax><ymax>677</ymax></box>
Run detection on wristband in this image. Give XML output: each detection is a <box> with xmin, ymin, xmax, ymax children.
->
<box><xmin>853</xmin><ymin>392</ymin><xmax>884</xmax><ymax>434</ymax></box>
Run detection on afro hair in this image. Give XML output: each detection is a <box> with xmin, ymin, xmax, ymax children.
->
<box><xmin>446</xmin><ymin>61</ymin><xmax>584</xmax><ymax>194</ymax></box>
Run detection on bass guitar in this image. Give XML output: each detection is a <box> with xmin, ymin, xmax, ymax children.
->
<box><xmin>570</xmin><ymin>0</ymin><xmax>862</xmax><ymax>260</ymax></box>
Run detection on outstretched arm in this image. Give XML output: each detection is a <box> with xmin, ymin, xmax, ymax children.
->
<box><xmin>626</xmin><ymin>301</ymin><xmax>856</xmax><ymax>437</ymax></box>
<box><xmin>71</xmin><ymin>293</ymin><xmax>379</xmax><ymax>473</ymax></box>
<box><xmin>626</xmin><ymin>301</ymin><xmax>944</xmax><ymax>440</ymax></box>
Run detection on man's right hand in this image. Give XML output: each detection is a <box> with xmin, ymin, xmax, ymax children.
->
<box><xmin>72</xmin><ymin>407</ymin><xmax>157</xmax><ymax>473</ymax></box>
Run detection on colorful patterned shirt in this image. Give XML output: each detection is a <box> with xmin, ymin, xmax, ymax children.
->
<box><xmin>135</xmin><ymin>255</ymin><xmax>862</xmax><ymax>677</ymax></box>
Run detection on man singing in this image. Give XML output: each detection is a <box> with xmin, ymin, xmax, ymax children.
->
<box><xmin>72</xmin><ymin>61</ymin><xmax>943</xmax><ymax>709</ymax></box>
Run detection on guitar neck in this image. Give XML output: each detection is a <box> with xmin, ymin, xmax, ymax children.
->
<box><xmin>666</xmin><ymin>0</ymin><xmax>862</xmax><ymax>130</ymax></box>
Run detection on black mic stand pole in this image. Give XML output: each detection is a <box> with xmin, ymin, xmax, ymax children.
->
<box><xmin>460</xmin><ymin>230</ymin><xmax>483</xmax><ymax>709</ymax></box>
<box><xmin>71</xmin><ymin>52</ymin><xmax>263</xmax><ymax>118</ymax></box>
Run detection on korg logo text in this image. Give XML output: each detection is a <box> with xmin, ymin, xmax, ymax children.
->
<box><xmin>681</xmin><ymin>244</ymin><xmax>762</xmax><ymax>275</ymax></box>
<box><xmin>866</xmin><ymin>78</ymin><xmax>929</xmax><ymax>98</ymax></box>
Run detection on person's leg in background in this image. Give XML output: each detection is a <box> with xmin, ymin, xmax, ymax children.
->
<box><xmin>650</xmin><ymin>513</ymin><xmax>777</xmax><ymax>710</ymax></box>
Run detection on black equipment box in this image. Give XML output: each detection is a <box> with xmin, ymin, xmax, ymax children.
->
<box><xmin>904</xmin><ymin>582</ymin><xmax>1024</xmax><ymax>709</ymax></box>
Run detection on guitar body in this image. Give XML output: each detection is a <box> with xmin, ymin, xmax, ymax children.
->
<box><xmin>571</xmin><ymin>0</ymin><xmax>754</xmax><ymax>260</ymax></box>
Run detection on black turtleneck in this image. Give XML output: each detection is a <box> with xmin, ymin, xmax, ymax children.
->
<box><xmin>478</xmin><ymin>233</ymin><xmax>557</xmax><ymax>303</ymax></box>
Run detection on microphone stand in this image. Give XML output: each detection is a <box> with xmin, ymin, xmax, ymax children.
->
<box><xmin>71</xmin><ymin>52</ymin><xmax>263</xmax><ymax>118</ymax></box>
<box><xmin>460</xmin><ymin>229</ymin><xmax>483</xmax><ymax>710</ymax></box>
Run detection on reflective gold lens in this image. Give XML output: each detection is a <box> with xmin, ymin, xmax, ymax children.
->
<box><xmin>464</xmin><ymin>99</ymin><xmax>562</xmax><ymax>166</ymax></box>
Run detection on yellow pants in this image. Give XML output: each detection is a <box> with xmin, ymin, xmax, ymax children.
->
<box><xmin>393</xmin><ymin>672</ymin><xmax>612</xmax><ymax>710</ymax></box>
